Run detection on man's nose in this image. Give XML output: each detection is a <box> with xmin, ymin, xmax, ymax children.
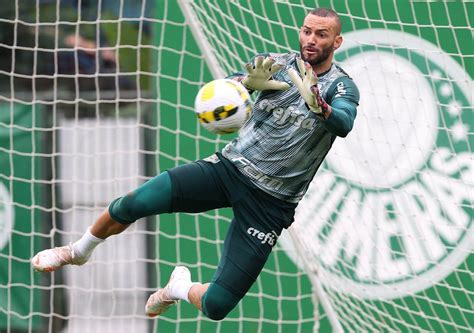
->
<box><xmin>307</xmin><ymin>35</ymin><xmax>317</xmax><ymax>44</ymax></box>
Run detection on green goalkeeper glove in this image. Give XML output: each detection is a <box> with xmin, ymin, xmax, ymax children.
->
<box><xmin>242</xmin><ymin>56</ymin><xmax>290</xmax><ymax>91</ymax></box>
<box><xmin>288</xmin><ymin>58</ymin><xmax>331</xmax><ymax>120</ymax></box>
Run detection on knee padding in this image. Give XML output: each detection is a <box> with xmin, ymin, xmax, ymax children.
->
<box><xmin>202</xmin><ymin>282</ymin><xmax>241</xmax><ymax>321</ymax></box>
<box><xmin>109</xmin><ymin>194</ymin><xmax>143</xmax><ymax>224</ymax></box>
<box><xmin>109</xmin><ymin>172</ymin><xmax>172</xmax><ymax>224</ymax></box>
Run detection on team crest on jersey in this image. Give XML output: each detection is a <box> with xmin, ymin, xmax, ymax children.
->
<box><xmin>0</xmin><ymin>182</ymin><xmax>14</xmax><ymax>251</ymax></box>
<box><xmin>279</xmin><ymin>29</ymin><xmax>473</xmax><ymax>300</ymax></box>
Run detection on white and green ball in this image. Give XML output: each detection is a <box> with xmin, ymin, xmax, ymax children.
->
<box><xmin>194</xmin><ymin>79</ymin><xmax>252</xmax><ymax>134</ymax></box>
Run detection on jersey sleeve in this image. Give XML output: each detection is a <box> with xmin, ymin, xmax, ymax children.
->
<box><xmin>321</xmin><ymin>77</ymin><xmax>360</xmax><ymax>137</ymax></box>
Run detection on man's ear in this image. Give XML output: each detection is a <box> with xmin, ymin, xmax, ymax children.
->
<box><xmin>333</xmin><ymin>35</ymin><xmax>343</xmax><ymax>50</ymax></box>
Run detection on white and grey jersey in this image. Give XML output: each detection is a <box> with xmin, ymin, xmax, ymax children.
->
<box><xmin>222</xmin><ymin>52</ymin><xmax>359</xmax><ymax>203</ymax></box>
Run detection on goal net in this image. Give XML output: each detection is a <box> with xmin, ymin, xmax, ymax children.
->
<box><xmin>0</xmin><ymin>1</ymin><xmax>472</xmax><ymax>333</ymax></box>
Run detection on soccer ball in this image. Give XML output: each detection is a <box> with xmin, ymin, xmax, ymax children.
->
<box><xmin>194</xmin><ymin>79</ymin><xmax>252</xmax><ymax>134</ymax></box>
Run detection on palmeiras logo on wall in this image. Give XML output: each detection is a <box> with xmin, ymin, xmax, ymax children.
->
<box><xmin>0</xmin><ymin>182</ymin><xmax>14</xmax><ymax>251</ymax></box>
<box><xmin>280</xmin><ymin>29</ymin><xmax>473</xmax><ymax>300</ymax></box>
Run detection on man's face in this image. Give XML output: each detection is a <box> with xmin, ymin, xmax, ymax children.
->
<box><xmin>299</xmin><ymin>14</ymin><xmax>342</xmax><ymax>66</ymax></box>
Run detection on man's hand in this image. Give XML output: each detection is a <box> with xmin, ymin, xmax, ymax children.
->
<box><xmin>241</xmin><ymin>56</ymin><xmax>290</xmax><ymax>91</ymax></box>
<box><xmin>288</xmin><ymin>58</ymin><xmax>331</xmax><ymax>119</ymax></box>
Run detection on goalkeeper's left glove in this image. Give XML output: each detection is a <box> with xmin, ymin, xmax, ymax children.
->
<box><xmin>242</xmin><ymin>56</ymin><xmax>290</xmax><ymax>91</ymax></box>
<box><xmin>288</xmin><ymin>58</ymin><xmax>331</xmax><ymax>120</ymax></box>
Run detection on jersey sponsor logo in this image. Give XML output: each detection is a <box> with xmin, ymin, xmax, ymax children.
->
<box><xmin>0</xmin><ymin>182</ymin><xmax>14</xmax><ymax>251</ymax></box>
<box><xmin>231</xmin><ymin>156</ymin><xmax>283</xmax><ymax>190</ymax></box>
<box><xmin>258</xmin><ymin>99</ymin><xmax>315</xmax><ymax>129</ymax></box>
<box><xmin>334</xmin><ymin>81</ymin><xmax>346</xmax><ymax>98</ymax></box>
<box><xmin>247</xmin><ymin>227</ymin><xmax>278</xmax><ymax>246</ymax></box>
<box><xmin>279</xmin><ymin>29</ymin><xmax>473</xmax><ymax>300</ymax></box>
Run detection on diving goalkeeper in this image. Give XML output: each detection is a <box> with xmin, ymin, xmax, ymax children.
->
<box><xmin>32</xmin><ymin>7</ymin><xmax>359</xmax><ymax>320</ymax></box>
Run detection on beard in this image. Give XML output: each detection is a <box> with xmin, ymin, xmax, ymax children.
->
<box><xmin>300</xmin><ymin>43</ymin><xmax>333</xmax><ymax>66</ymax></box>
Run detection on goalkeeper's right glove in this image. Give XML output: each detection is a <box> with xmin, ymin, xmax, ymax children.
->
<box><xmin>288</xmin><ymin>58</ymin><xmax>332</xmax><ymax>120</ymax></box>
<box><xmin>241</xmin><ymin>56</ymin><xmax>290</xmax><ymax>91</ymax></box>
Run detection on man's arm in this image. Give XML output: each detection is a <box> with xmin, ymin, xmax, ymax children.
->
<box><xmin>289</xmin><ymin>61</ymin><xmax>360</xmax><ymax>138</ymax></box>
<box><xmin>320</xmin><ymin>77</ymin><xmax>359</xmax><ymax>137</ymax></box>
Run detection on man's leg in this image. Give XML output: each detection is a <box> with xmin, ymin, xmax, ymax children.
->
<box><xmin>32</xmin><ymin>157</ymin><xmax>232</xmax><ymax>308</ymax></box>
<box><xmin>145</xmin><ymin>266</ymin><xmax>208</xmax><ymax>317</ymax></box>
<box><xmin>90</xmin><ymin>209</ymin><xmax>129</xmax><ymax>239</ymax></box>
<box><xmin>32</xmin><ymin>171</ymin><xmax>174</xmax><ymax>272</ymax></box>
<box><xmin>199</xmin><ymin>215</ymin><xmax>273</xmax><ymax>321</ymax></box>
<box><xmin>145</xmin><ymin>214</ymin><xmax>273</xmax><ymax>321</ymax></box>
<box><xmin>145</xmin><ymin>269</ymin><xmax>244</xmax><ymax>320</ymax></box>
<box><xmin>188</xmin><ymin>283</ymin><xmax>209</xmax><ymax>310</ymax></box>
<box><xmin>144</xmin><ymin>271</ymin><xmax>214</xmax><ymax>316</ymax></box>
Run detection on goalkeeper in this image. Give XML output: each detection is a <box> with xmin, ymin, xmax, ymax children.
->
<box><xmin>32</xmin><ymin>7</ymin><xmax>359</xmax><ymax>320</ymax></box>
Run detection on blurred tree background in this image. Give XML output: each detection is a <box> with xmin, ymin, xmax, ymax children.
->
<box><xmin>0</xmin><ymin>0</ymin><xmax>153</xmax><ymax>100</ymax></box>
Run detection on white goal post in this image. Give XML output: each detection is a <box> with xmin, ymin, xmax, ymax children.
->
<box><xmin>0</xmin><ymin>1</ymin><xmax>472</xmax><ymax>333</ymax></box>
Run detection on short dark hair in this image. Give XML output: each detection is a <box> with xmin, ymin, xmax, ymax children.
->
<box><xmin>309</xmin><ymin>8</ymin><xmax>342</xmax><ymax>34</ymax></box>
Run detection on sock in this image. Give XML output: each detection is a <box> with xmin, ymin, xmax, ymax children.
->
<box><xmin>168</xmin><ymin>280</ymin><xmax>200</xmax><ymax>303</ymax></box>
<box><xmin>71</xmin><ymin>227</ymin><xmax>105</xmax><ymax>260</ymax></box>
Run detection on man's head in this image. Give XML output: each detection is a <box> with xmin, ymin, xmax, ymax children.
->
<box><xmin>299</xmin><ymin>8</ymin><xmax>343</xmax><ymax>70</ymax></box>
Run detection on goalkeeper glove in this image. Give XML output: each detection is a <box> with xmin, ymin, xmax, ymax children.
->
<box><xmin>288</xmin><ymin>58</ymin><xmax>331</xmax><ymax>120</ymax></box>
<box><xmin>242</xmin><ymin>56</ymin><xmax>290</xmax><ymax>91</ymax></box>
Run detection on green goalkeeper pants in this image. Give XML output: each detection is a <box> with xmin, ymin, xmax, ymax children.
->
<box><xmin>109</xmin><ymin>152</ymin><xmax>297</xmax><ymax>320</ymax></box>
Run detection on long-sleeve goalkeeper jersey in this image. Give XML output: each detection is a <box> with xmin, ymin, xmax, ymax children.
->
<box><xmin>222</xmin><ymin>52</ymin><xmax>360</xmax><ymax>203</ymax></box>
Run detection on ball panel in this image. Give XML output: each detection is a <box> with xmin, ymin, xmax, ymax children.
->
<box><xmin>199</xmin><ymin>81</ymin><xmax>216</xmax><ymax>102</ymax></box>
